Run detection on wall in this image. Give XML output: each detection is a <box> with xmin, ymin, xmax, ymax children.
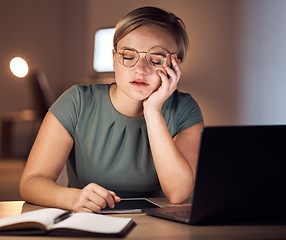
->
<box><xmin>0</xmin><ymin>0</ymin><xmax>61</xmax><ymax>112</ymax></box>
<box><xmin>238</xmin><ymin>0</ymin><xmax>286</xmax><ymax>125</ymax></box>
<box><xmin>0</xmin><ymin>0</ymin><xmax>89</xmax><ymax>157</ymax></box>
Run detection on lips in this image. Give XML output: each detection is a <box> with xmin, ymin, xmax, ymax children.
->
<box><xmin>130</xmin><ymin>80</ymin><xmax>149</xmax><ymax>86</ymax></box>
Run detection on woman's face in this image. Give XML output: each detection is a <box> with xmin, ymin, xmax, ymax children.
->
<box><xmin>113</xmin><ymin>25</ymin><xmax>177</xmax><ymax>101</ymax></box>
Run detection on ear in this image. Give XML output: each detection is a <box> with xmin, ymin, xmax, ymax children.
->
<box><xmin>112</xmin><ymin>49</ymin><xmax>116</xmax><ymax>70</ymax></box>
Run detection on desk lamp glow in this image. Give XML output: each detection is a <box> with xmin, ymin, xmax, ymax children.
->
<box><xmin>2</xmin><ymin>57</ymin><xmax>32</xmax><ymax>157</ymax></box>
<box><xmin>9</xmin><ymin>57</ymin><xmax>29</xmax><ymax>78</ymax></box>
<box><xmin>9</xmin><ymin>56</ymin><xmax>53</xmax><ymax>120</ymax></box>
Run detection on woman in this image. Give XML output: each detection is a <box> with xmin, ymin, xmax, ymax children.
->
<box><xmin>20</xmin><ymin>6</ymin><xmax>204</xmax><ymax>213</ymax></box>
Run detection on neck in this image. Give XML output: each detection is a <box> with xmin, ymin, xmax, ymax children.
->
<box><xmin>110</xmin><ymin>84</ymin><xmax>144</xmax><ymax>118</ymax></box>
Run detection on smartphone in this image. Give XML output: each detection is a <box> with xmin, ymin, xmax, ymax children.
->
<box><xmin>100</xmin><ymin>198</ymin><xmax>161</xmax><ymax>214</ymax></box>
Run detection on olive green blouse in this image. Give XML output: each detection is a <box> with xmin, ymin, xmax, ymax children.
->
<box><xmin>49</xmin><ymin>84</ymin><xmax>203</xmax><ymax>197</ymax></box>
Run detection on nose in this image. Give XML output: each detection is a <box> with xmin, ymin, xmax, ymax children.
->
<box><xmin>134</xmin><ymin>53</ymin><xmax>150</xmax><ymax>74</ymax></box>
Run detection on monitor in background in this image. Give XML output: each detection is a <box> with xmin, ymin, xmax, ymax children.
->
<box><xmin>93</xmin><ymin>28</ymin><xmax>115</xmax><ymax>73</ymax></box>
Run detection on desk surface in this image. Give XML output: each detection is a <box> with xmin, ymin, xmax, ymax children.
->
<box><xmin>0</xmin><ymin>199</ymin><xmax>286</xmax><ymax>240</ymax></box>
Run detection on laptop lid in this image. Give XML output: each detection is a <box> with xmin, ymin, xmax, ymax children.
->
<box><xmin>189</xmin><ymin>125</ymin><xmax>286</xmax><ymax>224</ymax></box>
<box><xmin>143</xmin><ymin>125</ymin><xmax>286</xmax><ymax>225</ymax></box>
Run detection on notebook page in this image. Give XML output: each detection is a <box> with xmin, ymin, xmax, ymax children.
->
<box><xmin>0</xmin><ymin>208</ymin><xmax>65</xmax><ymax>230</ymax></box>
<box><xmin>51</xmin><ymin>212</ymin><xmax>132</xmax><ymax>234</ymax></box>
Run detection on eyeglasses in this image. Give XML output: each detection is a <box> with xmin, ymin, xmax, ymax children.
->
<box><xmin>114</xmin><ymin>46</ymin><xmax>176</xmax><ymax>68</ymax></box>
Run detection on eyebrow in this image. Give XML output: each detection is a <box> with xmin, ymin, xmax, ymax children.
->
<box><xmin>119</xmin><ymin>45</ymin><xmax>170</xmax><ymax>52</ymax></box>
<box><xmin>120</xmin><ymin>46</ymin><xmax>135</xmax><ymax>51</ymax></box>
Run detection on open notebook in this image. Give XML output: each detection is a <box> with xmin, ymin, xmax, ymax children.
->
<box><xmin>143</xmin><ymin>125</ymin><xmax>286</xmax><ymax>225</ymax></box>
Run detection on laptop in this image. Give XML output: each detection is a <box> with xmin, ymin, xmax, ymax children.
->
<box><xmin>143</xmin><ymin>125</ymin><xmax>286</xmax><ymax>225</ymax></box>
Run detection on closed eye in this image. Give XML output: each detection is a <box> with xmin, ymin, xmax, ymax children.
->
<box><xmin>150</xmin><ymin>60</ymin><xmax>162</xmax><ymax>65</ymax></box>
<box><xmin>123</xmin><ymin>57</ymin><xmax>135</xmax><ymax>60</ymax></box>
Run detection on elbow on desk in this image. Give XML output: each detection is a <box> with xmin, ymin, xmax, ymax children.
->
<box><xmin>168</xmin><ymin>196</ymin><xmax>189</xmax><ymax>205</ymax></box>
<box><xmin>163</xmin><ymin>180</ymin><xmax>194</xmax><ymax>204</ymax></box>
<box><xmin>165</xmin><ymin>190</ymin><xmax>192</xmax><ymax>204</ymax></box>
<box><xmin>19</xmin><ymin>175</ymin><xmax>41</xmax><ymax>204</ymax></box>
<box><xmin>19</xmin><ymin>177</ymin><xmax>31</xmax><ymax>202</ymax></box>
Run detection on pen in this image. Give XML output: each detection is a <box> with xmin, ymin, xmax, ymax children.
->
<box><xmin>54</xmin><ymin>210</ymin><xmax>72</xmax><ymax>224</ymax></box>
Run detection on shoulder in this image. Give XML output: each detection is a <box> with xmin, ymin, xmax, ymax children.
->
<box><xmin>162</xmin><ymin>89</ymin><xmax>203</xmax><ymax>136</ymax></box>
<box><xmin>50</xmin><ymin>83</ymin><xmax>111</xmax><ymax>115</ymax></box>
<box><xmin>62</xmin><ymin>84</ymin><xmax>110</xmax><ymax>103</ymax></box>
<box><xmin>163</xmin><ymin>89</ymin><xmax>199</xmax><ymax>112</ymax></box>
<box><xmin>171</xmin><ymin>89</ymin><xmax>193</xmax><ymax>100</ymax></box>
<box><xmin>71</xmin><ymin>83</ymin><xmax>110</xmax><ymax>95</ymax></box>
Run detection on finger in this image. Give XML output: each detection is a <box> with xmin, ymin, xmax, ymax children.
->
<box><xmin>92</xmin><ymin>185</ymin><xmax>116</xmax><ymax>209</ymax></box>
<box><xmin>80</xmin><ymin>191</ymin><xmax>112</xmax><ymax>212</ymax></box>
<box><xmin>164</xmin><ymin>55</ymin><xmax>181</xmax><ymax>83</ymax></box>
<box><xmin>79</xmin><ymin>183</ymin><xmax>110</xmax><ymax>210</ymax></box>
<box><xmin>83</xmin><ymin>201</ymin><xmax>102</xmax><ymax>213</ymax></box>
<box><xmin>159</xmin><ymin>67</ymin><xmax>177</xmax><ymax>92</ymax></box>
<box><xmin>73</xmin><ymin>198</ymin><xmax>101</xmax><ymax>213</ymax></box>
<box><xmin>171</xmin><ymin>54</ymin><xmax>182</xmax><ymax>77</ymax></box>
<box><xmin>109</xmin><ymin>191</ymin><xmax>121</xmax><ymax>203</ymax></box>
<box><xmin>74</xmin><ymin>206</ymin><xmax>94</xmax><ymax>213</ymax></box>
<box><xmin>87</xmin><ymin>191</ymin><xmax>107</xmax><ymax>209</ymax></box>
<box><xmin>163</xmin><ymin>64</ymin><xmax>179</xmax><ymax>84</ymax></box>
<box><xmin>81</xmin><ymin>207</ymin><xmax>95</xmax><ymax>213</ymax></box>
<box><xmin>156</xmin><ymin>70</ymin><xmax>173</xmax><ymax>100</ymax></box>
<box><xmin>157</xmin><ymin>70</ymin><xmax>170</xmax><ymax>90</ymax></box>
<box><xmin>80</xmin><ymin>184</ymin><xmax>107</xmax><ymax>209</ymax></box>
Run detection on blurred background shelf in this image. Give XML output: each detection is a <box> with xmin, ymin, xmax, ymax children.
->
<box><xmin>0</xmin><ymin>158</ymin><xmax>25</xmax><ymax>201</ymax></box>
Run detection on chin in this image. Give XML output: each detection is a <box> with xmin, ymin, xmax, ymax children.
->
<box><xmin>133</xmin><ymin>95</ymin><xmax>149</xmax><ymax>102</ymax></box>
<box><xmin>129</xmin><ymin>89</ymin><xmax>153</xmax><ymax>101</ymax></box>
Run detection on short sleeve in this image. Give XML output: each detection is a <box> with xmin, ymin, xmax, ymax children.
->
<box><xmin>176</xmin><ymin>95</ymin><xmax>203</xmax><ymax>133</ymax></box>
<box><xmin>162</xmin><ymin>90</ymin><xmax>204</xmax><ymax>137</ymax></box>
<box><xmin>49</xmin><ymin>85</ymin><xmax>81</xmax><ymax>137</ymax></box>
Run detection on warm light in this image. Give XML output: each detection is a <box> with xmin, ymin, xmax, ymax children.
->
<box><xmin>9</xmin><ymin>57</ymin><xmax>29</xmax><ymax>78</ymax></box>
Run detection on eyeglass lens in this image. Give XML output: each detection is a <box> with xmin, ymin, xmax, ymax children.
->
<box><xmin>120</xmin><ymin>47</ymin><xmax>168</xmax><ymax>67</ymax></box>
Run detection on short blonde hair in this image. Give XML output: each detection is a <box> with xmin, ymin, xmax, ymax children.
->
<box><xmin>113</xmin><ymin>6</ymin><xmax>189</xmax><ymax>62</ymax></box>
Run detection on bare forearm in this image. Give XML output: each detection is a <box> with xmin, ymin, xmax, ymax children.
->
<box><xmin>144</xmin><ymin>110</ymin><xmax>194</xmax><ymax>203</ymax></box>
<box><xmin>20</xmin><ymin>176</ymin><xmax>79</xmax><ymax>210</ymax></box>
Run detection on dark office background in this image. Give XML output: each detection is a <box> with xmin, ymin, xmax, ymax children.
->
<box><xmin>0</xmin><ymin>0</ymin><xmax>286</xmax><ymax>157</ymax></box>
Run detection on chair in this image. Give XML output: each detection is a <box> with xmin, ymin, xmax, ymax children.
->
<box><xmin>0</xmin><ymin>70</ymin><xmax>54</xmax><ymax>158</ymax></box>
